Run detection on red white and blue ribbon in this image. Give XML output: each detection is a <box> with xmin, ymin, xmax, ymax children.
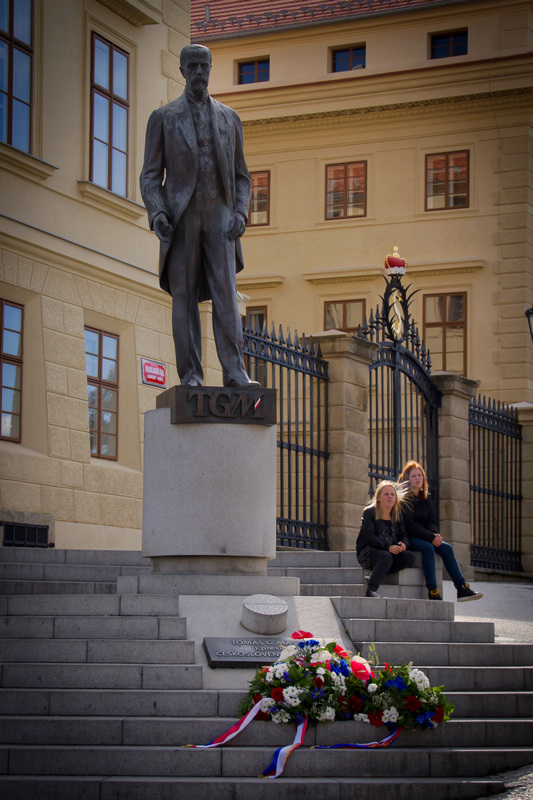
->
<box><xmin>259</xmin><ymin>716</ymin><xmax>308</xmax><ymax>778</ymax></box>
<box><xmin>186</xmin><ymin>699</ymin><xmax>264</xmax><ymax>748</ymax></box>
<box><xmin>312</xmin><ymin>725</ymin><xmax>402</xmax><ymax>749</ymax></box>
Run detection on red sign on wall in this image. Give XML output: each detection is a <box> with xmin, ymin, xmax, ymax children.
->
<box><xmin>141</xmin><ymin>358</ymin><xmax>166</xmax><ymax>388</ymax></box>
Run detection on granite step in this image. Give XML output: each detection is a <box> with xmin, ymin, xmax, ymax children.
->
<box><xmin>356</xmin><ymin>641</ymin><xmax>533</xmax><ymax>667</ymax></box>
<box><xmin>332</xmin><ymin>596</ymin><xmax>455</xmax><ymax>621</ymax></box>
<box><xmin>344</xmin><ymin>618</ymin><xmax>494</xmax><ymax>643</ymax></box>
<box><xmin>267</xmin><ymin>567</ymin><xmax>362</xmax><ymax>584</ymax></box>
<box><xmin>2</xmin><ymin>593</ymin><xmax>181</xmax><ymax>616</ymax></box>
<box><xmin>0</xmin><ymin>663</ymin><xmax>203</xmax><ymax>690</ymax></box>
<box><xmin>0</xmin><ymin>579</ymin><xmax>118</xmax><ymax>595</ymax></box>
<box><xmin>0</xmin><ymin>775</ymin><xmax>508</xmax><ymax>800</ymax></box>
<box><xmin>0</xmin><ymin>638</ymin><xmax>196</xmax><ymax>664</ymax></box>
<box><xmin>2</xmin><ymin>743</ymin><xmax>531</xmax><ymax>778</ymax></box>
<box><xmin>0</xmin><ymin>562</ymin><xmax>150</xmax><ymax>582</ymax></box>
<box><xmin>0</xmin><ymin>548</ymin><xmax>148</xmax><ymax>566</ymax></box>
<box><xmin>300</xmin><ymin>583</ymin><xmax>365</xmax><ymax>597</ymax></box>
<box><xmin>0</xmin><ymin>716</ymin><xmax>531</xmax><ymax>748</ymax></box>
<box><xmin>0</xmin><ymin>615</ymin><xmax>188</xmax><ymax>640</ymax></box>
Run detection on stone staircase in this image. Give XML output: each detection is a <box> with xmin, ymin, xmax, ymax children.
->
<box><xmin>0</xmin><ymin>546</ymin><xmax>532</xmax><ymax>799</ymax></box>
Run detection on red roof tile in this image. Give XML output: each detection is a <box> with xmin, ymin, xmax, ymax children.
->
<box><xmin>191</xmin><ymin>0</ymin><xmax>467</xmax><ymax>40</ymax></box>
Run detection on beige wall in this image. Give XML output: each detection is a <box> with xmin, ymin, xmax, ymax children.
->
<box><xmin>0</xmin><ymin>0</ymin><xmax>190</xmax><ymax>549</ymax></box>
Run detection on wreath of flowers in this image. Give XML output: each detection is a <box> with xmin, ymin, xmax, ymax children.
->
<box><xmin>238</xmin><ymin>630</ymin><xmax>453</xmax><ymax>731</ymax></box>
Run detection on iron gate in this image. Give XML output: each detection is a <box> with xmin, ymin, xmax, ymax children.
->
<box><xmin>469</xmin><ymin>396</ymin><xmax>522</xmax><ymax>571</ymax></box>
<box><xmin>357</xmin><ymin>273</ymin><xmax>441</xmax><ymax>499</ymax></box>
<box><xmin>243</xmin><ymin>320</ymin><xmax>329</xmax><ymax>550</ymax></box>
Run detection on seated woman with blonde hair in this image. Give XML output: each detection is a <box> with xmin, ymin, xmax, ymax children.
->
<box><xmin>398</xmin><ymin>460</ymin><xmax>483</xmax><ymax>602</ymax></box>
<box><xmin>356</xmin><ymin>480</ymin><xmax>416</xmax><ymax>598</ymax></box>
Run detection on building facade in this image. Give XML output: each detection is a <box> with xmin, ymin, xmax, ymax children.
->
<box><xmin>192</xmin><ymin>0</ymin><xmax>533</xmax><ymax>404</ymax></box>
<box><xmin>0</xmin><ymin>0</ymin><xmax>190</xmax><ymax>550</ymax></box>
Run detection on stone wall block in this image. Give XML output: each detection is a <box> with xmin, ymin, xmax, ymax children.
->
<box><xmin>42</xmin><ymin>268</ymin><xmax>80</xmax><ymax>304</ymax></box>
<box><xmin>17</xmin><ymin>256</ymin><xmax>33</xmax><ymax>288</ymax></box>
<box><xmin>60</xmin><ymin>460</ymin><xmax>84</xmax><ymax>489</ymax></box>
<box><xmin>41</xmin><ymin>296</ymin><xmax>64</xmax><ymax>331</ymax></box>
<box><xmin>63</xmin><ymin>304</ymin><xmax>84</xmax><ymax>337</ymax></box>
<box><xmin>73</xmin><ymin>490</ymin><xmax>102</xmax><ymax>524</ymax></box>
<box><xmin>44</xmin><ymin>329</ymin><xmax>85</xmax><ymax>368</ymax></box>
<box><xmin>41</xmin><ymin>486</ymin><xmax>75</xmax><ymax>521</ymax></box>
<box><xmin>163</xmin><ymin>0</ymin><xmax>190</xmax><ymax>32</ymax></box>
<box><xmin>47</xmin><ymin>394</ymin><xmax>88</xmax><ymax>431</ymax></box>
<box><xmin>113</xmin><ymin>470</ymin><xmax>143</xmax><ymax>499</ymax></box>
<box><xmin>2</xmin><ymin>250</ymin><xmax>17</xmax><ymax>283</ymax></box>
<box><xmin>114</xmin><ymin>290</ymin><xmax>128</xmax><ymax>320</ymax></box>
<box><xmin>101</xmin><ymin>494</ymin><xmax>138</xmax><ymax>528</ymax></box>
<box><xmin>67</xmin><ymin>368</ymin><xmax>89</xmax><ymax>401</ymax></box>
<box><xmin>29</xmin><ymin>262</ymin><xmax>48</xmax><ymax>293</ymax></box>
<box><xmin>87</xmin><ymin>281</ymin><xmax>104</xmax><ymax>312</ymax></box>
<box><xmin>70</xmin><ymin>431</ymin><xmax>91</xmax><ymax>463</ymax></box>
<box><xmin>83</xmin><ymin>464</ymin><xmax>118</xmax><ymax>494</ymax></box>
<box><xmin>72</xmin><ymin>276</ymin><xmax>93</xmax><ymax>309</ymax></box>
<box><xmin>0</xmin><ymin>480</ymin><xmax>41</xmax><ymax>511</ymax></box>
<box><xmin>46</xmin><ymin>363</ymin><xmax>68</xmax><ymax>395</ymax></box>
<box><xmin>49</xmin><ymin>426</ymin><xmax>71</xmax><ymax>459</ymax></box>
<box><xmin>135</xmin><ymin>326</ymin><xmax>161</xmax><ymax>358</ymax></box>
<box><xmin>136</xmin><ymin>299</ymin><xmax>167</xmax><ymax>333</ymax></box>
<box><xmin>125</xmin><ymin>295</ymin><xmax>141</xmax><ymax>322</ymax></box>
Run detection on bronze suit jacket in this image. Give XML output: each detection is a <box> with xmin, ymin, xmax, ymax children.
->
<box><xmin>139</xmin><ymin>93</ymin><xmax>251</xmax><ymax>299</ymax></box>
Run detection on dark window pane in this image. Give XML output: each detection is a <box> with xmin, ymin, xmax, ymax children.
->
<box><xmin>4</xmin><ymin>303</ymin><xmax>22</xmax><ymax>331</ymax></box>
<box><xmin>0</xmin><ymin>40</ymin><xmax>8</xmax><ymax>91</ymax></box>
<box><xmin>102</xmin><ymin>387</ymin><xmax>117</xmax><ymax>412</ymax></box>
<box><xmin>101</xmin><ymin>434</ymin><xmax>116</xmax><ymax>458</ymax></box>
<box><xmin>0</xmin><ymin>0</ymin><xmax>8</xmax><ymax>34</ymax></box>
<box><xmin>13</xmin><ymin>47</ymin><xmax>30</xmax><ymax>101</ymax></box>
<box><xmin>113</xmin><ymin>49</ymin><xmax>127</xmax><ymax>99</ymax></box>
<box><xmin>256</xmin><ymin>60</ymin><xmax>269</xmax><ymax>81</ymax></box>
<box><xmin>325</xmin><ymin>302</ymin><xmax>342</xmax><ymax>329</ymax></box>
<box><xmin>112</xmin><ymin>103</ymin><xmax>126</xmax><ymax>151</ymax></box>
<box><xmin>1</xmin><ymin>410</ymin><xmax>19</xmax><ymax>438</ymax></box>
<box><xmin>90</xmin><ymin>429</ymin><xmax>98</xmax><ymax>454</ymax></box>
<box><xmin>3</xmin><ymin>362</ymin><xmax>20</xmax><ymax>389</ymax></box>
<box><xmin>85</xmin><ymin>329</ymin><xmax>100</xmax><ymax>355</ymax></box>
<box><xmin>13</xmin><ymin>0</ymin><xmax>31</xmax><ymax>44</ymax></box>
<box><xmin>102</xmin><ymin>410</ymin><xmax>116</xmax><ymax>434</ymax></box>
<box><xmin>111</xmin><ymin>148</ymin><xmax>126</xmax><ymax>195</ymax></box>
<box><xmin>2</xmin><ymin>387</ymin><xmax>20</xmax><ymax>413</ymax></box>
<box><xmin>12</xmin><ymin>98</ymin><xmax>29</xmax><ymax>151</ymax></box>
<box><xmin>94</xmin><ymin>93</ymin><xmax>109</xmax><ymax>143</ymax></box>
<box><xmin>93</xmin><ymin>139</ymin><xmax>108</xmax><ymax>188</ymax></box>
<box><xmin>0</xmin><ymin>92</ymin><xmax>6</xmax><ymax>142</ymax></box>
<box><xmin>102</xmin><ymin>335</ymin><xmax>117</xmax><ymax>360</ymax></box>
<box><xmin>333</xmin><ymin>49</ymin><xmax>350</xmax><ymax>72</ymax></box>
<box><xmin>85</xmin><ymin>352</ymin><xmax>99</xmax><ymax>378</ymax></box>
<box><xmin>87</xmin><ymin>384</ymin><xmax>98</xmax><ymax>407</ymax></box>
<box><xmin>3</xmin><ymin>329</ymin><xmax>21</xmax><ymax>356</ymax></box>
<box><xmin>102</xmin><ymin>357</ymin><xmax>117</xmax><ymax>382</ymax></box>
<box><xmin>94</xmin><ymin>37</ymin><xmax>109</xmax><ymax>89</ymax></box>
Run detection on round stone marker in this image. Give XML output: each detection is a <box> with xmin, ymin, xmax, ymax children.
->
<box><xmin>241</xmin><ymin>593</ymin><xmax>288</xmax><ymax>635</ymax></box>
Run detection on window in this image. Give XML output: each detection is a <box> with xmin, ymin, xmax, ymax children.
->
<box><xmin>326</xmin><ymin>162</ymin><xmax>367</xmax><ymax>219</ymax></box>
<box><xmin>425</xmin><ymin>151</ymin><xmax>469</xmax><ymax>211</ymax></box>
<box><xmin>430</xmin><ymin>30</ymin><xmax>468</xmax><ymax>59</ymax></box>
<box><xmin>0</xmin><ymin>299</ymin><xmax>23</xmax><ymax>442</ymax></box>
<box><xmin>248</xmin><ymin>171</ymin><xmax>270</xmax><ymax>226</ymax></box>
<box><xmin>91</xmin><ymin>33</ymin><xmax>129</xmax><ymax>196</ymax></box>
<box><xmin>331</xmin><ymin>45</ymin><xmax>366</xmax><ymax>72</ymax></box>
<box><xmin>238</xmin><ymin>58</ymin><xmax>269</xmax><ymax>84</ymax></box>
<box><xmin>0</xmin><ymin>0</ymin><xmax>33</xmax><ymax>152</ymax></box>
<box><xmin>423</xmin><ymin>293</ymin><xmax>466</xmax><ymax>374</ymax></box>
<box><xmin>84</xmin><ymin>327</ymin><xmax>119</xmax><ymax>459</ymax></box>
<box><xmin>244</xmin><ymin>306</ymin><xmax>267</xmax><ymax>384</ymax></box>
<box><xmin>324</xmin><ymin>299</ymin><xmax>365</xmax><ymax>333</ymax></box>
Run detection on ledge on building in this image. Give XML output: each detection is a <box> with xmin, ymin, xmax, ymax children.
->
<box><xmin>96</xmin><ymin>0</ymin><xmax>161</xmax><ymax>26</ymax></box>
<box><xmin>302</xmin><ymin>266</ymin><xmax>379</xmax><ymax>285</ymax></box>
<box><xmin>78</xmin><ymin>181</ymin><xmax>147</xmax><ymax>222</ymax></box>
<box><xmin>0</xmin><ymin>143</ymin><xmax>57</xmax><ymax>183</ymax></box>
<box><xmin>237</xmin><ymin>273</ymin><xmax>284</xmax><ymax>291</ymax></box>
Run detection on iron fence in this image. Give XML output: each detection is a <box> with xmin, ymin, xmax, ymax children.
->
<box><xmin>243</xmin><ymin>320</ymin><xmax>329</xmax><ymax>549</ymax></box>
<box><xmin>469</xmin><ymin>396</ymin><xmax>522</xmax><ymax>571</ymax></box>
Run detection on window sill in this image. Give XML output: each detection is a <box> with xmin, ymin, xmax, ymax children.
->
<box><xmin>96</xmin><ymin>0</ymin><xmax>160</xmax><ymax>26</ymax></box>
<box><xmin>78</xmin><ymin>181</ymin><xmax>146</xmax><ymax>221</ymax></box>
<box><xmin>0</xmin><ymin>143</ymin><xmax>57</xmax><ymax>182</ymax></box>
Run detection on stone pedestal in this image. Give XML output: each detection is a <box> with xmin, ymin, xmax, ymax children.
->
<box><xmin>142</xmin><ymin>405</ymin><xmax>276</xmax><ymax>574</ymax></box>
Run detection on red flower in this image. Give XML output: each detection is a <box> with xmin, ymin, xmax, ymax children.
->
<box><xmin>368</xmin><ymin>710</ymin><xmax>384</xmax><ymax>727</ymax></box>
<box><xmin>433</xmin><ymin>706</ymin><xmax>445</xmax><ymax>723</ymax></box>
<box><xmin>404</xmin><ymin>695</ymin><xmax>421</xmax><ymax>712</ymax></box>
<box><xmin>350</xmin><ymin>657</ymin><xmax>374</xmax><ymax>681</ymax></box>
<box><xmin>270</xmin><ymin>687</ymin><xmax>284</xmax><ymax>702</ymax></box>
<box><xmin>291</xmin><ymin>630</ymin><xmax>313</xmax><ymax>639</ymax></box>
<box><xmin>350</xmin><ymin>696</ymin><xmax>362</xmax><ymax>713</ymax></box>
<box><xmin>312</xmin><ymin>676</ymin><xmax>324</xmax><ymax>689</ymax></box>
<box><xmin>253</xmin><ymin>693</ymin><xmax>263</xmax><ymax>704</ymax></box>
<box><xmin>334</xmin><ymin>644</ymin><xmax>350</xmax><ymax>659</ymax></box>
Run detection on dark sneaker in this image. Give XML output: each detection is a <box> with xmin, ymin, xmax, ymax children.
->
<box><xmin>457</xmin><ymin>583</ymin><xmax>483</xmax><ymax>602</ymax></box>
<box><xmin>365</xmin><ymin>589</ymin><xmax>382</xmax><ymax>598</ymax></box>
<box><xmin>428</xmin><ymin>588</ymin><xmax>443</xmax><ymax>600</ymax></box>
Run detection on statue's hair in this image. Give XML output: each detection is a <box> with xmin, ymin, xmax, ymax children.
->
<box><xmin>180</xmin><ymin>44</ymin><xmax>212</xmax><ymax>66</ymax></box>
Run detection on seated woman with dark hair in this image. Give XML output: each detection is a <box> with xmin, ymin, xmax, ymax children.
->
<box><xmin>356</xmin><ymin>480</ymin><xmax>416</xmax><ymax>598</ymax></box>
<box><xmin>398</xmin><ymin>460</ymin><xmax>483</xmax><ymax>602</ymax></box>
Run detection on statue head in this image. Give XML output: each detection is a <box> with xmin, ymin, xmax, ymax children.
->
<box><xmin>180</xmin><ymin>44</ymin><xmax>212</xmax><ymax>99</ymax></box>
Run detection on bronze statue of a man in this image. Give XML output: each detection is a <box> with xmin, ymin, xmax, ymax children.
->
<box><xmin>140</xmin><ymin>44</ymin><xmax>258</xmax><ymax>387</ymax></box>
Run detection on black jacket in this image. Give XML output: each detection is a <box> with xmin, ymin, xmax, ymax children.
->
<box><xmin>404</xmin><ymin>494</ymin><xmax>438</xmax><ymax>543</ymax></box>
<box><xmin>356</xmin><ymin>507</ymin><xmax>409</xmax><ymax>557</ymax></box>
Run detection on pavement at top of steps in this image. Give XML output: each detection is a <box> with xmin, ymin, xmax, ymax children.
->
<box><xmin>441</xmin><ymin>579</ymin><xmax>533</xmax><ymax>643</ymax></box>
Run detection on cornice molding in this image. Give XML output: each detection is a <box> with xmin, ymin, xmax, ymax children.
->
<box><xmin>303</xmin><ymin>259</ymin><xmax>485</xmax><ymax>285</ymax></box>
<box><xmin>0</xmin><ymin>144</ymin><xmax>57</xmax><ymax>182</ymax></box>
<box><xmin>96</xmin><ymin>0</ymin><xmax>160</xmax><ymax>26</ymax></box>
<box><xmin>242</xmin><ymin>86</ymin><xmax>533</xmax><ymax>132</ymax></box>
<box><xmin>236</xmin><ymin>273</ymin><xmax>285</xmax><ymax>290</ymax></box>
<box><xmin>78</xmin><ymin>181</ymin><xmax>146</xmax><ymax>221</ymax></box>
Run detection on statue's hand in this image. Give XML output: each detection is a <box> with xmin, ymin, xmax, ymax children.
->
<box><xmin>227</xmin><ymin>212</ymin><xmax>246</xmax><ymax>240</ymax></box>
<box><xmin>153</xmin><ymin>212</ymin><xmax>173</xmax><ymax>241</ymax></box>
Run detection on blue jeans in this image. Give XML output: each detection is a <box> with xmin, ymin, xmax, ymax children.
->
<box><xmin>408</xmin><ymin>537</ymin><xmax>465</xmax><ymax>590</ymax></box>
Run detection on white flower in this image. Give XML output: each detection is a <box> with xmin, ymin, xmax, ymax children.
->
<box><xmin>315</xmin><ymin>667</ymin><xmax>326</xmax><ymax>676</ymax></box>
<box><xmin>283</xmin><ymin>686</ymin><xmax>302</xmax><ymax>707</ymax></box>
<box><xmin>260</xmin><ymin>697</ymin><xmax>275</xmax><ymax>712</ymax></box>
<box><xmin>316</xmin><ymin>706</ymin><xmax>336</xmax><ymax>722</ymax></box>
<box><xmin>367</xmin><ymin>683</ymin><xmax>378</xmax><ymax>694</ymax></box>
<box><xmin>264</xmin><ymin>668</ymin><xmax>274</xmax><ymax>683</ymax></box>
<box><xmin>271</xmin><ymin>663</ymin><xmax>288</xmax><ymax>680</ymax></box>
<box><xmin>310</xmin><ymin>650</ymin><xmax>332</xmax><ymax>665</ymax></box>
<box><xmin>408</xmin><ymin>668</ymin><xmax>430</xmax><ymax>690</ymax></box>
<box><xmin>382</xmin><ymin>706</ymin><xmax>399</xmax><ymax>723</ymax></box>
<box><xmin>353</xmin><ymin>713</ymin><xmax>370</xmax><ymax>724</ymax></box>
<box><xmin>277</xmin><ymin>645</ymin><xmax>298</xmax><ymax>662</ymax></box>
<box><xmin>271</xmin><ymin>709</ymin><xmax>291</xmax><ymax>724</ymax></box>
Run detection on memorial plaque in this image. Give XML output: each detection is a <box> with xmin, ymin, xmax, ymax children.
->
<box><xmin>203</xmin><ymin>636</ymin><xmax>295</xmax><ymax>668</ymax></box>
<box><xmin>156</xmin><ymin>385</ymin><xmax>276</xmax><ymax>426</ymax></box>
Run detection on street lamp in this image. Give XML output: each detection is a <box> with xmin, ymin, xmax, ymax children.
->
<box><xmin>526</xmin><ymin>306</ymin><xmax>533</xmax><ymax>342</ymax></box>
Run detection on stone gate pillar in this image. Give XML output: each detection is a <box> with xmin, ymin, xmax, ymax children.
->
<box><xmin>315</xmin><ymin>332</ymin><xmax>378</xmax><ymax>551</ymax></box>
<box><xmin>431</xmin><ymin>372</ymin><xmax>479</xmax><ymax>578</ymax></box>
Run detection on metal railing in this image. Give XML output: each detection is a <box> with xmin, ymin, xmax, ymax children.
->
<box><xmin>243</xmin><ymin>320</ymin><xmax>329</xmax><ymax>549</ymax></box>
<box><xmin>469</xmin><ymin>396</ymin><xmax>522</xmax><ymax>571</ymax></box>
